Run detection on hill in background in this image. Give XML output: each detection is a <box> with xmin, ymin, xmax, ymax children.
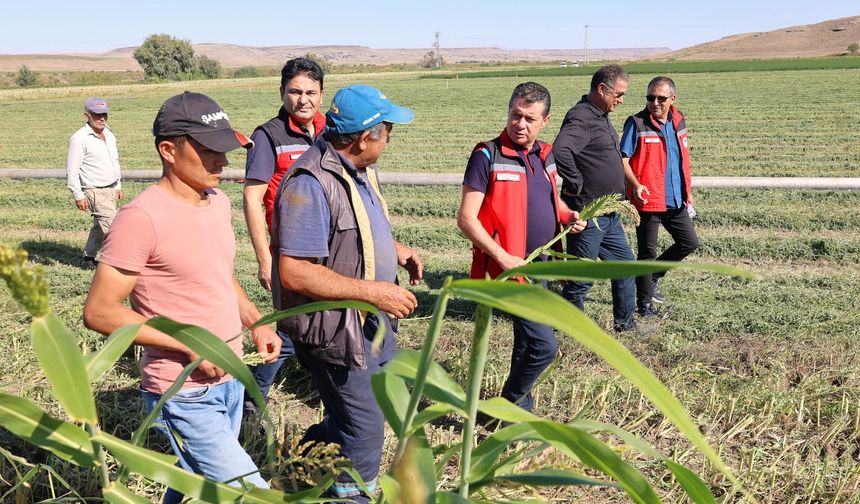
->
<box><xmin>655</xmin><ymin>15</ymin><xmax>860</xmax><ymax>60</ymax></box>
<box><xmin>0</xmin><ymin>45</ymin><xmax>667</xmax><ymax>73</ymax></box>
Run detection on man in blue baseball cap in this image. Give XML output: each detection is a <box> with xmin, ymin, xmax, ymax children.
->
<box><xmin>271</xmin><ymin>84</ymin><xmax>421</xmax><ymax>503</ymax></box>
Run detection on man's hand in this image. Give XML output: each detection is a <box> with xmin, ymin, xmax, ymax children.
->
<box><xmin>257</xmin><ymin>252</ymin><xmax>273</xmax><ymax>291</ymax></box>
<box><xmin>369</xmin><ymin>281</ymin><xmax>418</xmax><ymax>318</ymax></box>
<box><xmin>75</xmin><ymin>198</ymin><xmax>88</xmax><ymax>211</ymax></box>
<box><xmin>116</xmin><ymin>189</ymin><xmax>124</xmax><ymax>201</ymax></box>
<box><xmin>252</xmin><ymin>325</ymin><xmax>280</xmax><ymax>364</ymax></box>
<box><xmin>497</xmin><ymin>252</ymin><xmax>527</xmax><ymax>271</ymax></box>
<box><xmin>565</xmin><ymin>210</ymin><xmax>587</xmax><ymax>234</ymax></box>
<box><xmin>632</xmin><ymin>183</ymin><xmax>650</xmax><ymax>205</ymax></box>
<box><xmin>186</xmin><ymin>350</ymin><xmax>226</xmax><ymax>378</ymax></box>
<box><xmin>396</xmin><ymin>243</ymin><xmax>424</xmax><ymax>286</ymax></box>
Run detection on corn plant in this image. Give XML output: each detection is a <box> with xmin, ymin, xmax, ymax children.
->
<box><xmin>370</xmin><ymin>196</ymin><xmax>755</xmax><ymax>503</ymax></box>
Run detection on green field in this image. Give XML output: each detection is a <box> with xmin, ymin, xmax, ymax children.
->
<box><xmin>2</xmin><ymin>67</ymin><xmax>860</xmax><ymax>502</ymax></box>
<box><xmin>422</xmin><ymin>56</ymin><xmax>860</xmax><ymax>79</ymax></box>
<box><xmin>2</xmin><ymin>68</ymin><xmax>860</xmax><ymax>177</ymax></box>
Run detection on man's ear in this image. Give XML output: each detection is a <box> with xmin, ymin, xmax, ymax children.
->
<box><xmin>357</xmin><ymin>130</ymin><xmax>372</xmax><ymax>152</ymax></box>
<box><xmin>157</xmin><ymin>140</ymin><xmax>178</xmax><ymax>165</ymax></box>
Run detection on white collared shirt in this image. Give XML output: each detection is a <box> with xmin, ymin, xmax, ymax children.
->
<box><xmin>66</xmin><ymin>123</ymin><xmax>122</xmax><ymax>200</ymax></box>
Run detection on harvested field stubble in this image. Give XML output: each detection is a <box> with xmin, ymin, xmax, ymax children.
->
<box><xmin>1</xmin><ymin>178</ymin><xmax>859</xmax><ymax>501</ymax></box>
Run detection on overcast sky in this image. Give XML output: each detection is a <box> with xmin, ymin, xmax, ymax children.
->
<box><xmin>1</xmin><ymin>0</ymin><xmax>857</xmax><ymax>54</ymax></box>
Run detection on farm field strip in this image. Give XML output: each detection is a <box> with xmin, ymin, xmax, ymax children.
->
<box><xmin>2</xmin><ymin>70</ymin><xmax>859</xmax><ymax>176</ymax></box>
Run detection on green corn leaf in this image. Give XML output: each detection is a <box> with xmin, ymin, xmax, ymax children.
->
<box><xmin>85</xmin><ymin>323</ymin><xmax>141</xmax><ymax>382</ymax></box>
<box><xmin>435</xmin><ymin>492</ymin><xmax>478</xmax><ymax>503</ymax></box>
<box><xmin>447</xmin><ymin>279</ymin><xmax>738</xmax><ymax>487</ymax></box>
<box><xmin>378</xmin><ymin>474</ymin><xmax>401</xmax><ymax>504</ymax></box>
<box><xmin>567</xmin><ymin>419</ymin><xmax>662</xmax><ymax>459</ymax></box>
<box><xmin>250</xmin><ymin>300</ymin><xmax>379</xmax><ymax>328</ymax></box>
<box><xmin>528</xmin><ymin>421</ymin><xmax>659</xmax><ymax>504</ymax></box>
<box><xmin>503</xmin><ymin>259</ymin><xmax>751</xmax><ymax>282</ymax></box>
<box><xmin>468</xmin><ymin>421</ymin><xmax>537</xmax><ymax>483</ymax></box>
<box><xmin>144</xmin><ymin>317</ymin><xmax>265</xmax><ymax>410</ymax></box>
<box><xmin>371</xmin><ymin>372</ymin><xmax>410</xmax><ymax>434</ymax></box>
<box><xmin>411</xmin><ymin>403</ymin><xmax>458</xmax><ymax>435</ymax></box>
<box><xmin>390</xmin><ymin>431</ymin><xmax>436</xmax><ymax>502</ymax></box>
<box><xmin>103</xmin><ymin>482</ymin><xmax>151</xmax><ymax>503</ymax></box>
<box><xmin>666</xmin><ymin>460</ymin><xmax>716</xmax><ymax>504</ymax></box>
<box><xmin>383</xmin><ymin>349</ymin><xmax>466</xmax><ymax>411</ymax></box>
<box><xmin>494</xmin><ymin>468</ymin><xmax>610</xmax><ymax>487</ymax></box>
<box><xmin>476</xmin><ymin>397</ymin><xmax>540</xmax><ymax>423</ymax></box>
<box><xmin>0</xmin><ymin>393</ymin><xmax>96</xmax><ymax>466</ymax></box>
<box><xmin>93</xmin><ymin>431</ymin><xmax>311</xmax><ymax>503</ymax></box>
<box><xmin>31</xmin><ymin>312</ymin><xmax>97</xmax><ymax>423</ymax></box>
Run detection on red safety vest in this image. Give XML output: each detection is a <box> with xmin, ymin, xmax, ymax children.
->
<box><xmin>255</xmin><ymin>109</ymin><xmax>326</xmax><ymax>230</ymax></box>
<box><xmin>624</xmin><ymin>106</ymin><xmax>693</xmax><ymax>212</ymax></box>
<box><xmin>470</xmin><ymin>129</ymin><xmax>564</xmax><ymax>281</ymax></box>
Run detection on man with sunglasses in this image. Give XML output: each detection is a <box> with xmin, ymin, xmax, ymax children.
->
<box><xmin>620</xmin><ymin>76</ymin><xmax>698</xmax><ymax>316</ymax></box>
<box><xmin>553</xmin><ymin>64</ymin><xmax>638</xmax><ymax>332</ymax></box>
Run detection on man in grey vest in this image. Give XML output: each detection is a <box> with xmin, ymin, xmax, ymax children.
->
<box><xmin>272</xmin><ymin>84</ymin><xmax>422</xmax><ymax>503</ymax></box>
<box><xmin>66</xmin><ymin>97</ymin><xmax>123</xmax><ymax>269</ymax></box>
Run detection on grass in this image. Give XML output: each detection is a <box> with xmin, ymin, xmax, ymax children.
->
<box><xmin>421</xmin><ymin>56</ymin><xmax>860</xmax><ymax>79</ymax></box>
<box><xmin>2</xmin><ymin>68</ymin><xmax>860</xmax><ymax>177</ymax></box>
<box><xmin>1</xmin><ymin>177</ymin><xmax>859</xmax><ymax>502</ymax></box>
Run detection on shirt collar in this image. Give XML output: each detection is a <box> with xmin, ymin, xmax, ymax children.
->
<box><xmin>579</xmin><ymin>95</ymin><xmax>607</xmax><ymax>117</ymax></box>
<box><xmin>279</xmin><ymin>107</ymin><xmax>326</xmax><ymax>138</ymax></box>
<box><xmin>498</xmin><ymin>128</ymin><xmax>541</xmax><ymax>158</ymax></box>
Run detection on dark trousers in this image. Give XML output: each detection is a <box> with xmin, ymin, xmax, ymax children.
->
<box><xmin>247</xmin><ymin>329</ymin><xmax>297</xmax><ymax>400</ymax></box>
<box><xmin>295</xmin><ymin>315</ymin><xmax>397</xmax><ymax>503</ymax></box>
<box><xmin>562</xmin><ymin>213</ymin><xmax>636</xmax><ymax>329</ymax></box>
<box><xmin>635</xmin><ymin>207</ymin><xmax>699</xmax><ymax>306</ymax></box>
<box><xmin>500</xmin><ymin>312</ymin><xmax>558</xmax><ymax>412</ymax></box>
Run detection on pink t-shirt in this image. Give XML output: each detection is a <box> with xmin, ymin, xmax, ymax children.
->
<box><xmin>100</xmin><ymin>185</ymin><xmax>243</xmax><ymax>393</ymax></box>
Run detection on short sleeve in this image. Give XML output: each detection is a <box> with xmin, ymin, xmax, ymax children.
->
<box><xmin>619</xmin><ymin>117</ymin><xmax>638</xmax><ymax>158</ymax></box>
<box><xmin>463</xmin><ymin>148</ymin><xmax>491</xmax><ymax>194</ymax></box>
<box><xmin>277</xmin><ymin>174</ymin><xmax>331</xmax><ymax>258</ymax></box>
<box><xmin>99</xmin><ymin>206</ymin><xmax>156</xmax><ymax>273</ymax></box>
<box><xmin>244</xmin><ymin>129</ymin><xmax>276</xmax><ymax>183</ymax></box>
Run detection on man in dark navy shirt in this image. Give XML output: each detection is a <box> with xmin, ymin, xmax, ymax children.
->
<box><xmin>458</xmin><ymin>82</ymin><xmax>585</xmax><ymax>412</ymax></box>
<box><xmin>553</xmin><ymin>64</ymin><xmax>638</xmax><ymax>332</ymax></box>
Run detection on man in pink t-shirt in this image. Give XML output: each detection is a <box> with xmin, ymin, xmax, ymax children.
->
<box><xmin>83</xmin><ymin>92</ymin><xmax>280</xmax><ymax>503</ymax></box>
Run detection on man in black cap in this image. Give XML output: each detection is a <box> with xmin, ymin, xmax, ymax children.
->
<box><xmin>273</xmin><ymin>84</ymin><xmax>421</xmax><ymax>503</ymax></box>
<box><xmin>83</xmin><ymin>91</ymin><xmax>280</xmax><ymax>503</ymax></box>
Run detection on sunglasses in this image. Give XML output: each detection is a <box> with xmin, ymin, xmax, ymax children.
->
<box><xmin>646</xmin><ymin>95</ymin><xmax>671</xmax><ymax>104</ymax></box>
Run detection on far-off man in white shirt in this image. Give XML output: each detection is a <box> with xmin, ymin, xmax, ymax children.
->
<box><xmin>67</xmin><ymin>97</ymin><xmax>123</xmax><ymax>269</ymax></box>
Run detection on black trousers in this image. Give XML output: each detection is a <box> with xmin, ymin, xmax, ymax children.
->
<box><xmin>635</xmin><ymin>207</ymin><xmax>699</xmax><ymax>306</ymax></box>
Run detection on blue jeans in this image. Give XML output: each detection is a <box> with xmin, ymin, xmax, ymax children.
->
<box><xmin>294</xmin><ymin>314</ymin><xmax>397</xmax><ymax>504</ymax></box>
<box><xmin>501</xmin><ymin>312</ymin><xmax>558</xmax><ymax>412</ymax></box>
<box><xmin>247</xmin><ymin>329</ymin><xmax>296</xmax><ymax>402</ymax></box>
<box><xmin>562</xmin><ymin>212</ymin><xmax>636</xmax><ymax>329</ymax></box>
<box><xmin>141</xmin><ymin>379</ymin><xmax>268</xmax><ymax>504</ymax></box>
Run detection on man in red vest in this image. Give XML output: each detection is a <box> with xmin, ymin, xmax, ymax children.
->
<box><xmin>620</xmin><ymin>76</ymin><xmax>699</xmax><ymax>316</ymax></box>
<box><xmin>457</xmin><ymin>82</ymin><xmax>585</xmax><ymax>412</ymax></box>
<box><xmin>242</xmin><ymin>58</ymin><xmax>326</xmax><ymax>410</ymax></box>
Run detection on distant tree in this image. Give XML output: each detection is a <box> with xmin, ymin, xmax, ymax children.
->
<box><xmin>849</xmin><ymin>42</ymin><xmax>859</xmax><ymax>55</ymax></box>
<box><xmin>195</xmin><ymin>54</ymin><xmax>222</xmax><ymax>79</ymax></box>
<box><xmin>15</xmin><ymin>65</ymin><xmax>39</xmax><ymax>88</ymax></box>
<box><xmin>133</xmin><ymin>34</ymin><xmax>196</xmax><ymax>80</ymax></box>
<box><xmin>418</xmin><ymin>51</ymin><xmax>445</xmax><ymax>69</ymax></box>
<box><xmin>302</xmin><ymin>52</ymin><xmax>333</xmax><ymax>74</ymax></box>
<box><xmin>232</xmin><ymin>66</ymin><xmax>262</xmax><ymax>78</ymax></box>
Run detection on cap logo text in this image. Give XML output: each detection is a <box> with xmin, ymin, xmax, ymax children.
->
<box><xmin>201</xmin><ymin>110</ymin><xmax>229</xmax><ymax>124</ymax></box>
<box><xmin>362</xmin><ymin>112</ymin><xmax>381</xmax><ymax>125</ymax></box>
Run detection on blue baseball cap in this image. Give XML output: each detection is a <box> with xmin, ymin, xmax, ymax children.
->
<box><xmin>84</xmin><ymin>97</ymin><xmax>109</xmax><ymax>114</ymax></box>
<box><xmin>326</xmin><ymin>84</ymin><xmax>414</xmax><ymax>134</ymax></box>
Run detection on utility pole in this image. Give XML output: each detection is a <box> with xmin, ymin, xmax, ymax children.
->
<box><xmin>434</xmin><ymin>31</ymin><xmax>441</xmax><ymax>68</ymax></box>
<box><xmin>584</xmin><ymin>25</ymin><xmax>590</xmax><ymax>65</ymax></box>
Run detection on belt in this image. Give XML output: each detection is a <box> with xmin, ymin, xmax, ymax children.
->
<box><xmin>92</xmin><ymin>181</ymin><xmax>118</xmax><ymax>189</ymax></box>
